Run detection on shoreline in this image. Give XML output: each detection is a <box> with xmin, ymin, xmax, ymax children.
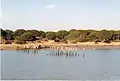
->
<box><xmin>1</xmin><ymin>42</ymin><xmax>120</xmax><ymax>50</ymax></box>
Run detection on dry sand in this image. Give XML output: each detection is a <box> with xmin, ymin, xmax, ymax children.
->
<box><xmin>0</xmin><ymin>41</ymin><xmax>120</xmax><ymax>50</ymax></box>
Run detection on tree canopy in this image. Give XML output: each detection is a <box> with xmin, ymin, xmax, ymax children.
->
<box><xmin>14</xmin><ymin>29</ymin><xmax>26</xmax><ymax>37</ymax></box>
<box><xmin>1</xmin><ymin>28</ymin><xmax>120</xmax><ymax>43</ymax></box>
<box><xmin>45</xmin><ymin>32</ymin><xmax>56</xmax><ymax>40</ymax></box>
<box><xmin>4</xmin><ymin>30</ymin><xmax>14</xmax><ymax>40</ymax></box>
<box><xmin>96</xmin><ymin>30</ymin><xmax>111</xmax><ymax>41</ymax></box>
<box><xmin>55</xmin><ymin>30</ymin><xmax>69</xmax><ymax>39</ymax></box>
<box><xmin>19</xmin><ymin>32</ymin><xmax>36</xmax><ymax>41</ymax></box>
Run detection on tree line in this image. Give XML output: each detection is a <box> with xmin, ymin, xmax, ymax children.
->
<box><xmin>0</xmin><ymin>28</ymin><xmax>120</xmax><ymax>44</ymax></box>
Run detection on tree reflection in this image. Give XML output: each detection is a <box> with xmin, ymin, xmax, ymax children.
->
<box><xmin>16</xmin><ymin>48</ymin><xmax>86</xmax><ymax>59</ymax></box>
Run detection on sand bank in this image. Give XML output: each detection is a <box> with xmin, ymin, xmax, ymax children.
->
<box><xmin>0</xmin><ymin>42</ymin><xmax>120</xmax><ymax>50</ymax></box>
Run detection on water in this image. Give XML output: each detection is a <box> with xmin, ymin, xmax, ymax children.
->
<box><xmin>1</xmin><ymin>49</ymin><xmax>120</xmax><ymax>80</ymax></box>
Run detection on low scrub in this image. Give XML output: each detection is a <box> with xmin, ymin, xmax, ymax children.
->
<box><xmin>4</xmin><ymin>40</ymin><xmax>12</xmax><ymax>44</ymax></box>
<box><xmin>103</xmin><ymin>40</ymin><xmax>111</xmax><ymax>43</ymax></box>
<box><xmin>36</xmin><ymin>40</ymin><xmax>42</xmax><ymax>43</ymax></box>
<box><xmin>69</xmin><ymin>40</ymin><xmax>77</xmax><ymax>44</ymax></box>
<box><xmin>14</xmin><ymin>40</ymin><xmax>26</xmax><ymax>44</ymax></box>
<box><xmin>60</xmin><ymin>39</ymin><xmax>68</xmax><ymax>44</ymax></box>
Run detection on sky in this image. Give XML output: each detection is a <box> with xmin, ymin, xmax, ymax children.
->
<box><xmin>1</xmin><ymin>0</ymin><xmax>120</xmax><ymax>31</ymax></box>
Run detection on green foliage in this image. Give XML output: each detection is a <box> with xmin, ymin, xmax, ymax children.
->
<box><xmin>4</xmin><ymin>30</ymin><xmax>14</xmax><ymax>40</ymax></box>
<box><xmin>45</xmin><ymin>32</ymin><xmax>56</xmax><ymax>40</ymax></box>
<box><xmin>20</xmin><ymin>32</ymin><xmax>36</xmax><ymax>41</ymax></box>
<box><xmin>0</xmin><ymin>36</ymin><xmax>4</xmax><ymax>41</ymax></box>
<box><xmin>15</xmin><ymin>32</ymin><xmax>36</xmax><ymax>41</ymax></box>
<box><xmin>14</xmin><ymin>29</ymin><xmax>26</xmax><ymax>37</ymax></box>
<box><xmin>96</xmin><ymin>30</ymin><xmax>111</xmax><ymax>41</ymax></box>
<box><xmin>69</xmin><ymin>29</ymin><xmax>77</xmax><ymax>33</ymax></box>
<box><xmin>39</xmin><ymin>31</ymin><xmax>45</xmax><ymax>38</ymax></box>
<box><xmin>87</xmin><ymin>32</ymin><xmax>97</xmax><ymax>41</ymax></box>
<box><xmin>69</xmin><ymin>40</ymin><xmax>77</xmax><ymax>44</ymax></box>
<box><xmin>55</xmin><ymin>30</ymin><xmax>69</xmax><ymax>39</ymax></box>
<box><xmin>78</xmin><ymin>35</ymin><xmax>88</xmax><ymax>42</ymax></box>
<box><xmin>26</xmin><ymin>30</ymin><xmax>40</xmax><ymax>37</ymax></box>
<box><xmin>67</xmin><ymin>30</ymin><xmax>80</xmax><ymax>40</ymax></box>
<box><xmin>15</xmin><ymin>36</ymin><xmax>22</xmax><ymax>41</ymax></box>
<box><xmin>1</xmin><ymin>28</ymin><xmax>120</xmax><ymax>43</ymax></box>
<box><xmin>115</xmin><ymin>30</ymin><xmax>120</xmax><ymax>34</ymax></box>
<box><xmin>0</xmin><ymin>29</ymin><xmax>7</xmax><ymax>39</ymax></box>
<box><xmin>14</xmin><ymin>40</ymin><xmax>26</xmax><ymax>44</ymax></box>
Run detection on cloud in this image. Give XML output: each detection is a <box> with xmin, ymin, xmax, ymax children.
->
<box><xmin>45</xmin><ymin>4</ymin><xmax>56</xmax><ymax>9</ymax></box>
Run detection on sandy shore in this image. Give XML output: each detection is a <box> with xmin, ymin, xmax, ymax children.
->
<box><xmin>0</xmin><ymin>41</ymin><xmax>120</xmax><ymax>50</ymax></box>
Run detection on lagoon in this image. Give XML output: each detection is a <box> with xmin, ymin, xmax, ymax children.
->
<box><xmin>1</xmin><ymin>49</ymin><xmax>120</xmax><ymax>80</ymax></box>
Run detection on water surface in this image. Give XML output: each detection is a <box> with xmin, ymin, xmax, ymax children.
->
<box><xmin>1</xmin><ymin>49</ymin><xmax>120</xmax><ymax>80</ymax></box>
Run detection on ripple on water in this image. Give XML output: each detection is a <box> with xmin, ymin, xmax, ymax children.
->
<box><xmin>90</xmin><ymin>72</ymin><xmax>111</xmax><ymax>80</ymax></box>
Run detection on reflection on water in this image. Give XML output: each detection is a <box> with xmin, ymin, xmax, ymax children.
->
<box><xmin>17</xmin><ymin>49</ymin><xmax>86</xmax><ymax>59</ymax></box>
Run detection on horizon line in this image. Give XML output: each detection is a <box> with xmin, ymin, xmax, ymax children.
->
<box><xmin>1</xmin><ymin>28</ymin><xmax>120</xmax><ymax>32</ymax></box>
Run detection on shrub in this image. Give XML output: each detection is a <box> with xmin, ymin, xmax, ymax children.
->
<box><xmin>103</xmin><ymin>39</ymin><xmax>111</xmax><ymax>43</ymax></box>
<box><xmin>14</xmin><ymin>40</ymin><xmax>26</xmax><ymax>44</ymax></box>
<box><xmin>36</xmin><ymin>40</ymin><xmax>41</xmax><ymax>43</ymax></box>
<box><xmin>4</xmin><ymin>40</ymin><xmax>12</xmax><ymax>44</ymax></box>
<box><xmin>78</xmin><ymin>35</ymin><xmax>88</xmax><ymax>42</ymax></box>
<box><xmin>45</xmin><ymin>32</ymin><xmax>56</xmax><ymax>40</ymax></box>
<box><xmin>70</xmin><ymin>40</ymin><xmax>77</xmax><ymax>44</ymax></box>
<box><xmin>61</xmin><ymin>39</ymin><xmax>68</xmax><ymax>44</ymax></box>
<box><xmin>55</xmin><ymin>30</ymin><xmax>69</xmax><ymax>39</ymax></box>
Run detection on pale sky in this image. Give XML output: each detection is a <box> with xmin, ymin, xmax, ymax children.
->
<box><xmin>1</xmin><ymin>0</ymin><xmax>120</xmax><ymax>31</ymax></box>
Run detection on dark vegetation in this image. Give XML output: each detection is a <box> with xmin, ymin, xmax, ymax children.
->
<box><xmin>0</xmin><ymin>28</ymin><xmax>120</xmax><ymax>44</ymax></box>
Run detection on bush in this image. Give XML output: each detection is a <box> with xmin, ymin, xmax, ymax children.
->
<box><xmin>103</xmin><ymin>39</ymin><xmax>111</xmax><ymax>43</ymax></box>
<box><xmin>61</xmin><ymin>39</ymin><xmax>68</xmax><ymax>44</ymax></box>
<box><xmin>15</xmin><ymin>32</ymin><xmax>36</xmax><ymax>41</ymax></box>
<box><xmin>14</xmin><ymin>40</ymin><xmax>26</xmax><ymax>44</ymax></box>
<box><xmin>45</xmin><ymin>32</ymin><xmax>56</xmax><ymax>40</ymax></box>
<box><xmin>67</xmin><ymin>30</ymin><xmax>80</xmax><ymax>40</ymax></box>
<box><xmin>55</xmin><ymin>30</ymin><xmax>69</xmax><ymax>39</ymax></box>
<box><xmin>70</xmin><ymin>40</ymin><xmax>77</xmax><ymax>44</ymax></box>
<box><xmin>79</xmin><ymin>35</ymin><xmax>88</xmax><ymax>42</ymax></box>
<box><xmin>4</xmin><ymin>40</ymin><xmax>12</xmax><ymax>44</ymax></box>
<box><xmin>36</xmin><ymin>40</ymin><xmax>41</xmax><ymax>43</ymax></box>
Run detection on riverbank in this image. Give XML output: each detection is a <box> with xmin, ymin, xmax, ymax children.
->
<box><xmin>0</xmin><ymin>41</ymin><xmax>120</xmax><ymax>50</ymax></box>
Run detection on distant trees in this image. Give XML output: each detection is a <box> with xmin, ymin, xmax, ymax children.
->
<box><xmin>1</xmin><ymin>28</ymin><xmax>120</xmax><ymax>44</ymax></box>
<box><xmin>67</xmin><ymin>30</ymin><xmax>80</xmax><ymax>41</ymax></box>
<box><xmin>14</xmin><ymin>29</ymin><xmax>26</xmax><ymax>38</ymax></box>
<box><xmin>45</xmin><ymin>32</ymin><xmax>56</xmax><ymax>40</ymax></box>
<box><xmin>55</xmin><ymin>30</ymin><xmax>69</xmax><ymax>39</ymax></box>
<box><xmin>0</xmin><ymin>29</ymin><xmax>7</xmax><ymax>39</ymax></box>
<box><xmin>87</xmin><ymin>32</ymin><xmax>97</xmax><ymax>41</ymax></box>
<box><xmin>96</xmin><ymin>30</ymin><xmax>111</xmax><ymax>41</ymax></box>
<box><xmin>4</xmin><ymin>30</ymin><xmax>14</xmax><ymax>40</ymax></box>
<box><xmin>78</xmin><ymin>35</ymin><xmax>88</xmax><ymax>42</ymax></box>
<box><xmin>14</xmin><ymin>32</ymin><xmax>36</xmax><ymax>44</ymax></box>
<box><xmin>16</xmin><ymin>32</ymin><xmax>36</xmax><ymax>41</ymax></box>
<box><xmin>39</xmin><ymin>31</ymin><xmax>45</xmax><ymax>38</ymax></box>
<box><xmin>26</xmin><ymin>30</ymin><xmax>40</xmax><ymax>37</ymax></box>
